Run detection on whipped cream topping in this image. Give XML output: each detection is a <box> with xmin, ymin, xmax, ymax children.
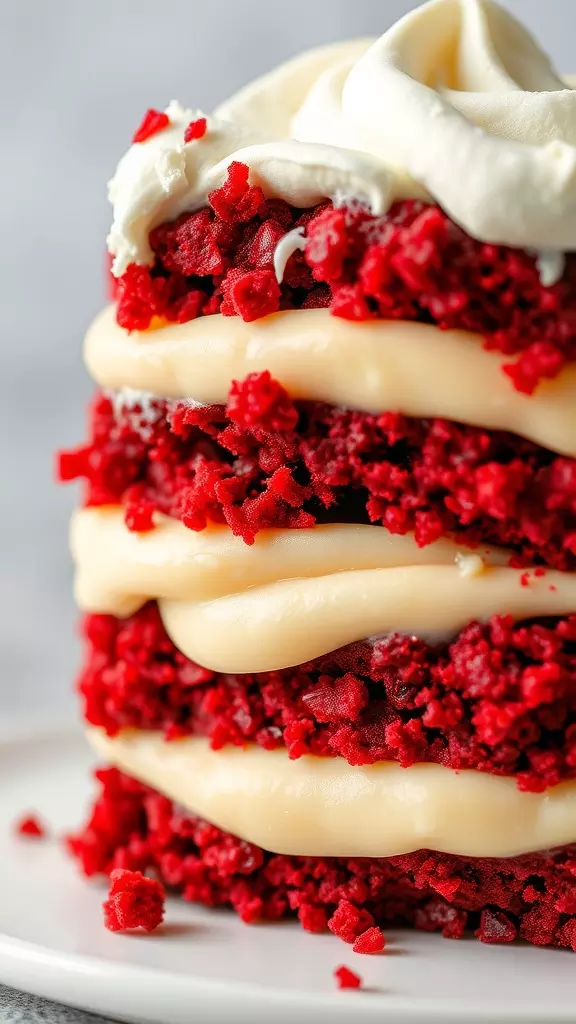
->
<box><xmin>88</xmin><ymin>729</ymin><xmax>576</xmax><ymax>859</ymax></box>
<box><xmin>214</xmin><ymin>39</ymin><xmax>373</xmax><ymax>136</ymax></box>
<box><xmin>292</xmin><ymin>0</ymin><xmax>576</xmax><ymax>249</ymax></box>
<box><xmin>86</xmin><ymin>306</ymin><xmax>576</xmax><ymax>460</ymax></box>
<box><xmin>72</xmin><ymin>507</ymin><xmax>576</xmax><ymax>675</ymax></box>
<box><xmin>107</xmin><ymin>0</ymin><xmax>576</xmax><ymax>274</ymax></box>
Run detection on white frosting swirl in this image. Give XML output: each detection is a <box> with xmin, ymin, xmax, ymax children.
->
<box><xmin>292</xmin><ymin>0</ymin><xmax>576</xmax><ymax>250</ymax></box>
<box><xmin>107</xmin><ymin>0</ymin><xmax>576</xmax><ymax>275</ymax></box>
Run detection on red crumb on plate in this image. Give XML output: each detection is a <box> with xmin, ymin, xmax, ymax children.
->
<box><xmin>15</xmin><ymin>814</ymin><xmax>47</xmax><ymax>838</ymax></box>
<box><xmin>352</xmin><ymin>926</ymin><xmax>386</xmax><ymax>954</ymax></box>
<box><xmin>103</xmin><ymin>868</ymin><xmax>165</xmax><ymax>933</ymax></box>
<box><xmin>132</xmin><ymin>109</ymin><xmax>170</xmax><ymax>144</ymax></box>
<box><xmin>328</xmin><ymin>900</ymin><xmax>376</xmax><ymax>944</ymax></box>
<box><xmin>334</xmin><ymin>965</ymin><xmax>363</xmax><ymax>990</ymax></box>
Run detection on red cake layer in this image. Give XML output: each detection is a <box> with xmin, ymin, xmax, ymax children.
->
<box><xmin>68</xmin><ymin>765</ymin><xmax>576</xmax><ymax>950</ymax></box>
<box><xmin>58</xmin><ymin>377</ymin><xmax>576</xmax><ymax>568</ymax></box>
<box><xmin>80</xmin><ymin>604</ymin><xmax>576</xmax><ymax>792</ymax></box>
<box><xmin>111</xmin><ymin>164</ymin><xmax>576</xmax><ymax>393</ymax></box>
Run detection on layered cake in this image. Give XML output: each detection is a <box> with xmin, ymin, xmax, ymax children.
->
<box><xmin>59</xmin><ymin>0</ymin><xmax>576</xmax><ymax>949</ymax></box>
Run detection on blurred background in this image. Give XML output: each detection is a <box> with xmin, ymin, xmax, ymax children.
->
<box><xmin>0</xmin><ymin>0</ymin><xmax>571</xmax><ymax>726</ymax></box>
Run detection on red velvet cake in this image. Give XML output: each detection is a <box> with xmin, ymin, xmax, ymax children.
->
<box><xmin>60</xmin><ymin>0</ymin><xmax>576</xmax><ymax>951</ymax></box>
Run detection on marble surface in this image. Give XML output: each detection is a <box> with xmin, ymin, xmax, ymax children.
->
<box><xmin>0</xmin><ymin>0</ymin><xmax>571</xmax><ymax>1020</ymax></box>
<box><xmin>0</xmin><ymin>987</ymin><xmax>108</xmax><ymax>1024</ymax></box>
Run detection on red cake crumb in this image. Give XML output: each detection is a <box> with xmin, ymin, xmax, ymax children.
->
<box><xmin>124</xmin><ymin>493</ymin><xmax>156</xmax><ymax>532</ymax></box>
<box><xmin>334</xmin><ymin>966</ymin><xmax>363</xmax><ymax>989</ymax></box>
<box><xmin>184</xmin><ymin>117</ymin><xmax>207</xmax><ymax>143</ymax></box>
<box><xmin>103</xmin><ymin>868</ymin><xmax>165</xmax><ymax>932</ymax></box>
<box><xmin>208</xmin><ymin>162</ymin><xmax>265</xmax><ymax>225</ymax></box>
<box><xmin>68</xmin><ymin>768</ymin><xmax>576</xmax><ymax>951</ymax></box>
<box><xmin>476</xmin><ymin>909</ymin><xmax>517</xmax><ymax>944</ymax></box>
<box><xmin>227</xmin><ymin>371</ymin><xmax>298</xmax><ymax>432</ymax></box>
<box><xmin>221</xmin><ymin>267</ymin><xmax>281</xmax><ymax>320</ymax></box>
<box><xmin>328</xmin><ymin>900</ymin><xmax>375</xmax><ymax>943</ymax></box>
<box><xmin>352</xmin><ymin>927</ymin><xmax>386</xmax><ymax>954</ymax></box>
<box><xmin>298</xmin><ymin>903</ymin><xmax>328</xmax><ymax>933</ymax></box>
<box><xmin>150</xmin><ymin>209</ymin><xmax>225</xmax><ymax>278</ymax></box>
<box><xmin>15</xmin><ymin>814</ymin><xmax>46</xmax><ymax>838</ymax></box>
<box><xmin>58</xmin><ymin>379</ymin><xmax>576</xmax><ymax>564</ymax></box>
<box><xmin>110</xmin><ymin>182</ymin><xmax>576</xmax><ymax>390</ymax></box>
<box><xmin>132</xmin><ymin>109</ymin><xmax>170</xmax><ymax>144</ymax></box>
<box><xmin>78</xmin><ymin>603</ymin><xmax>576</xmax><ymax>791</ymax></box>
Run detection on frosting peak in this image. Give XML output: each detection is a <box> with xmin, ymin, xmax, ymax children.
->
<box><xmin>108</xmin><ymin>0</ymin><xmax>576</xmax><ymax>274</ymax></box>
<box><xmin>293</xmin><ymin>0</ymin><xmax>576</xmax><ymax>248</ymax></box>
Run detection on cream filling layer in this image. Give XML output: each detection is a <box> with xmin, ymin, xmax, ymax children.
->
<box><xmin>72</xmin><ymin>507</ymin><xmax>576</xmax><ymax>675</ymax></box>
<box><xmin>85</xmin><ymin>306</ymin><xmax>576</xmax><ymax>459</ymax></box>
<box><xmin>87</xmin><ymin>728</ymin><xmax>576</xmax><ymax>858</ymax></box>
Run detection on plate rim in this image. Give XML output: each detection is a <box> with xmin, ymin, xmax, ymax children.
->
<box><xmin>3</xmin><ymin>930</ymin><xmax>571</xmax><ymax>1024</ymax></box>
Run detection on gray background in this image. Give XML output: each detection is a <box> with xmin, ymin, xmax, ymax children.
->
<box><xmin>1</xmin><ymin>0</ymin><xmax>573</xmax><ymax>726</ymax></box>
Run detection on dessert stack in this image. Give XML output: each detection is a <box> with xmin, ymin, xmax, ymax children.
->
<box><xmin>59</xmin><ymin>0</ymin><xmax>576</xmax><ymax>949</ymax></box>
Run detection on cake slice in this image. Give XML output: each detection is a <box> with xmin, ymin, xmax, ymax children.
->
<box><xmin>59</xmin><ymin>0</ymin><xmax>576</xmax><ymax>950</ymax></box>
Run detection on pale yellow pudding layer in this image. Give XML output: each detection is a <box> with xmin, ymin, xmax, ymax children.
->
<box><xmin>85</xmin><ymin>306</ymin><xmax>576</xmax><ymax>460</ymax></box>
<box><xmin>72</xmin><ymin>507</ymin><xmax>575</xmax><ymax>674</ymax></box>
<box><xmin>88</xmin><ymin>728</ymin><xmax>576</xmax><ymax>858</ymax></box>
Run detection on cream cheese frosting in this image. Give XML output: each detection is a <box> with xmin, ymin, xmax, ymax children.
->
<box><xmin>107</xmin><ymin>0</ymin><xmax>576</xmax><ymax>276</ymax></box>
<box><xmin>72</xmin><ymin>507</ymin><xmax>576</xmax><ymax>675</ymax></box>
<box><xmin>86</xmin><ymin>306</ymin><xmax>576</xmax><ymax>460</ymax></box>
<box><xmin>71</xmin><ymin>506</ymin><xmax>507</xmax><ymax>615</ymax></box>
<box><xmin>88</xmin><ymin>728</ymin><xmax>576</xmax><ymax>859</ymax></box>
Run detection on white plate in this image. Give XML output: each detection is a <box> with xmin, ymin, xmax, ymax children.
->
<box><xmin>1</xmin><ymin>726</ymin><xmax>576</xmax><ymax>1024</ymax></box>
